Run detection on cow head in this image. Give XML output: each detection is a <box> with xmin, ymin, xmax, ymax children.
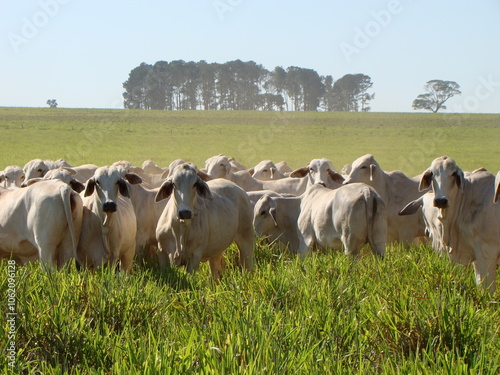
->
<box><xmin>253</xmin><ymin>194</ymin><xmax>278</xmax><ymax>237</ymax></box>
<box><xmin>250</xmin><ymin>160</ymin><xmax>285</xmax><ymax>181</ymax></box>
<box><xmin>85</xmin><ymin>166</ymin><xmax>142</xmax><ymax>213</ymax></box>
<box><xmin>291</xmin><ymin>158</ymin><xmax>344</xmax><ymax>188</ymax></box>
<box><xmin>0</xmin><ymin>166</ymin><xmax>25</xmax><ymax>188</ymax></box>
<box><xmin>23</xmin><ymin>159</ymin><xmax>49</xmax><ymax>180</ymax></box>
<box><xmin>343</xmin><ymin>154</ymin><xmax>379</xmax><ymax>186</ymax></box>
<box><xmin>205</xmin><ymin>154</ymin><xmax>231</xmax><ymax>179</ymax></box>
<box><xmin>155</xmin><ymin>163</ymin><xmax>212</xmax><ymax>221</ymax></box>
<box><xmin>419</xmin><ymin>156</ymin><xmax>464</xmax><ymax>215</ymax></box>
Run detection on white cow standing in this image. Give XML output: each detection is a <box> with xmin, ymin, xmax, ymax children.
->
<box><xmin>343</xmin><ymin>154</ymin><xmax>427</xmax><ymax>243</ymax></box>
<box><xmin>155</xmin><ymin>163</ymin><xmax>254</xmax><ymax>279</ymax></box>
<box><xmin>78</xmin><ymin>166</ymin><xmax>141</xmax><ymax>272</ymax></box>
<box><xmin>0</xmin><ymin>180</ymin><xmax>83</xmax><ymax>267</ymax></box>
<box><xmin>403</xmin><ymin>156</ymin><xmax>500</xmax><ymax>293</ymax></box>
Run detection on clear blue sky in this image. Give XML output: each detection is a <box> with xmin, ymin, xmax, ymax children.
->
<box><xmin>1</xmin><ymin>0</ymin><xmax>499</xmax><ymax>112</ymax></box>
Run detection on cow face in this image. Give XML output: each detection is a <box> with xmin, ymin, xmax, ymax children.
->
<box><xmin>0</xmin><ymin>166</ymin><xmax>25</xmax><ymax>188</ymax></box>
<box><xmin>253</xmin><ymin>195</ymin><xmax>278</xmax><ymax>237</ymax></box>
<box><xmin>156</xmin><ymin>163</ymin><xmax>212</xmax><ymax>221</ymax></box>
<box><xmin>291</xmin><ymin>159</ymin><xmax>344</xmax><ymax>188</ymax></box>
<box><xmin>205</xmin><ymin>154</ymin><xmax>231</xmax><ymax>179</ymax></box>
<box><xmin>343</xmin><ymin>154</ymin><xmax>378</xmax><ymax>186</ymax></box>
<box><xmin>251</xmin><ymin>160</ymin><xmax>284</xmax><ymax>181</ymax></box>
<box><xmin>419</xmin><ymin>156</ymin><xmax>464</xmax><ymax>213</ymax></box>
<box><xmin>23</xmin><ymin>159</ymin><xmax>49</xmax><ymax>180</ymax></box>
<box><xmin>85</xmin><ymin>166</ymin><xmax>142</xmax><ymax>213</ymax></box>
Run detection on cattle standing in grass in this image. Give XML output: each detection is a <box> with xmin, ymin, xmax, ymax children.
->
<box><xmin>343</xmin><ymin>154</ymin><xmax>427</xmax><ymax>243</ymax></box>
<box><xmin>401</xmin><ymin>156</ymin><xmax>500</xmax><ymax>293</ymax></box>
<box><xmin>155</xmin><ymin>163</ymin><xmax>254</xmax><ymax>279</ymax></box>
<box><xmin>0</xmin><ymin>180</ymin><xmax>82</xmax><ymax>268</ymax></box>
<box><xmin>290</xmin><ymin>158</ymin><xmax>344</xmax><ymax>189</ymax></box>
<box><xmin>78</xmin><ymin>167</ymin><xmax>141</xmax><ymax>272</ymax></box>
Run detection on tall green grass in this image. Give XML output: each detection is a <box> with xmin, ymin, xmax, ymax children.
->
<box><xmin>1</xmin><ymin>245</ymin><xmax>499</xmax><ymax>374</ymax></box>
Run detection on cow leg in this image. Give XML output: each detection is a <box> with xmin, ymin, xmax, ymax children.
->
<box><xmin>120</xmin><ymin>248</ymin><xmax>135</xmax><ymax>272</ymax></box>
<box><xmin>473</xmin><ymin>255</ymin><xmax>497</xmax><ymax>294</ymax></box>
<box><xmin>208</xmin><ymin>253</ymin><xmax>225</xmax><ymax>280</ymax></box>
<box><xmin>185</xmin><ymin>252</ymin><xmax>202</xmax><ymax>274</ymax></box>
<box><xmin>235</xmin><ymin>232</ymin><xmax>254</xmax><ymax>271</ymax></box>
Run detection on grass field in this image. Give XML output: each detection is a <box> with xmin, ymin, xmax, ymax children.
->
<box><xmin>1</xmin><ymin>107</ymin><xmax>499</xmax><ymax>374</ymax></box>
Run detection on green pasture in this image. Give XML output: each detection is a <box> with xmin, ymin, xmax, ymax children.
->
<box><xmin>0</xmin><ymin>107</ymin><xmax>499</xmax><ymax>175</ymax></box>
<box><xmin>0</xmin><ymin>107</ymin><xmax>499</xmax><ymax>374</ymax></box>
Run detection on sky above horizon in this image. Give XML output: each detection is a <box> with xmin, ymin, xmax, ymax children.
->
<box><xmin>1</xmin><ymin>0</ymin><xmax>500</xmax><ymax>113</ymax></box>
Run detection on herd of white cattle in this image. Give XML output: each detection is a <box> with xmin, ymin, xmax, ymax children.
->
<box><xmin>1</xmin><ymin>154</ymin><xmax>499</xmax><ymax>293</ymax></box>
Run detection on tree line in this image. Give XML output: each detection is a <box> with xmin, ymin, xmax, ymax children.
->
<box><xmin>122</xmin><ymin>60</ymin><xmax>374</xmax><ymax>112</ymax></box>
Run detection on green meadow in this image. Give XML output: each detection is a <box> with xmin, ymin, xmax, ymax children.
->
<box><xmin>0</xmin><ymin>107</ymin><xmax>499</xmax><ymax>374</ymax></box>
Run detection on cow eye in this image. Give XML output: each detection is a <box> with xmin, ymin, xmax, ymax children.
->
<box><xmin>263</xmin><ymin>169</ymin><xmax>268</xmax><ymax>173</ymax></box>
<box><xmin>360</xmin><ymin>166</ymin><xmax>367</xmax><ymax>170</ymax></box>
<box><xmin>37</xmin><ymin>169</ymin><xmax>43</xmax><ymax>172</ymax></box>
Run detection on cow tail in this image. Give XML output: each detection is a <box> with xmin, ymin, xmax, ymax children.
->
<box><xmin>60</xmin><ymin>185</ymin><xmax>78</xmax><ymax>261</ymax></box>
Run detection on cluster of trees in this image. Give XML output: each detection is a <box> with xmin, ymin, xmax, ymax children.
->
<box><xmin>122</xmin><ymin>60</ymin><xmax>374</xmax><ymax>112</ymax></box>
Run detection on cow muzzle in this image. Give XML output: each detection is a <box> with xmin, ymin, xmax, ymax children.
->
<box><xmin>103</xmin><ymin>201</ymin><xmax>117</xmax><ymax>213</ymax></box>
<box><xmin>178</xmin><ymin>209</ymin><xmax>192</xmax><ymax>220</ymax></box>
<box><xmin>433</xmin><ymin>197</ymin><xmax>448</xmax><ymax>209</ymax></box>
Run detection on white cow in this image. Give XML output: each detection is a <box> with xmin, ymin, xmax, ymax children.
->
<box><xmin>253</xmin><ymin>183</ymin><xmax>387</xmax><ymax>257</ymax></box>
<box><xmin>78</xmin><ymin>166</ymin><xmax>141</xmax><ymax>272</ymax></box>
<box><xmin>297</xmin><ymin>183</ymin><xmax>387</xmax><ymax>257</ymax></box>
<box><xmin>253</xmin><ymin>194</ymin><xmax>302</xmax><ymax>252</ymax></box>
<box><xmin>409</xmin><ymin>156</ymin><xmax>500</xmax><ymax>293</ymax></box>
<box><xmin>23</xmin><ymin>159</ymin><xmax>49</xmax><ymax>179</ymax></box>
<box><xmin>26</xmin><ymin>167</ymin><xmax>85</xmax><ymax>193</ymax></box>
<box><xmin>0</xmin><ymin>166</ymin><xmax>25</xmax><ymax>188</ymax></box>
<box><xmin>0</xmin><ymin>180</ymin><xmax>83</xmax><ymax>268</ymax></box>
<box><xmin>249</xmin><ymin>160</ymin><xmax>286</xmax><ymax>181</ymax></box>
<box><xmin>343</xmin><ymin>154</ymin><xmax>427</xmax><ymax>243</ymax></box>
<box><xmin>155</xmin><ymin>163</ymin><xmax>254</xmax><ymax>279</ymax></box>
<box><xmin>290</xmin><ymin>158</ymin><xmax>344</xmax><ymax>189</ymax></box>
<box><xmin>205</xmin><ymin>154</ymin><xmax>308</xmax><ymax>195</ymax></box>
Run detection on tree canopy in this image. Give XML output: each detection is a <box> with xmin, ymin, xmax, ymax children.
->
<box><xmin>412</xmin><ymin>80</ymin><xmax>461</xmax><ymax>113</ymax></box>
<box><xmin>123</xmin><ymin>60</ymin><xmax>374</xmax><ymax>112</ymax></box>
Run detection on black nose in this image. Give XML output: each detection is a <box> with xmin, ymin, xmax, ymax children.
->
<box><xmin>103</xmin><ymin>202</ymin><xmax>117</xmax><ymax>213</ymax></box>
<box><xmin>433</xmin><ymin>197</ymin><xmax>448</xmax><ymax>209</ymax></box>
<box><xmin>178</xmin><ymin>210</ymin><xmax>192</xmax><ymax>220</ymax></box>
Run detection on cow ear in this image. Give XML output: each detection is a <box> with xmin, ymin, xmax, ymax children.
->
<box><xmin>155</xmin><ymin>180</ymin><xmax>173</xmax><ymax>202</ymax></box>
<box><xmin>118</xmin><ymin>179</ymin><xmax>130</xmax><ymax>198</ymax></box>
<box><xmin>25</xmin><ymin>178</ymin><xmax>43</xmax><ymax>186</ymax></box>
<box><xmin>84</xmin><ymin>178</ymin><xmax>96</xmax><ymax>197</ymax></box>
<box><xmin>70</xmin><ymin>179</ymin><xmax>85</xmax><ymax>193</ymax></box>
<box><xmin>195</xmin><ymin>178</ymin><xmax>213</xmax><ymax>200</ymax></box>
<box><xmin>63</xmin><ymin>167</ymin><xmax>77</xmax><ymax>176</ymax></box>
<box><xmin>327</xmin><ymin>170</ymin><xmax>345</xmax><ymax>184</ymax></box>
<box><xmin>453</xmin><ymin>168</ymin><xmax>464</xmax><ymax>190</ymax></box>
<box><xmin>0</xmin><ymin>174</ymin><xmax>5</xmax><ymax>184</ymax></box>
<box><xmin>125</xmin><ymin>173</ymin><xmax>142</xmax><ymax>185</ymax></box>
<box><xmin>419</xmin><ymin>170</ymin><xmax>432</xmax><ymax>191</ymax></box>
<box><xmin>269</xmin><ymin>207</ymin><xmax>278</xmax><ymax>227</ymax></box>
<box><xmin>248</xmin><ymin>168</ymin><xmax>255</xmax><ymax>176</ymax></box>
<box><xmin>494</xmin><ymin>179</ymin><xmax>500</xmax><ymax>204</ymax></box>
<box><xmin>196</xmin><ymin>170</ymin><xmax>212</xmax><ymax>182</ymax></box>
<box><xmin>160</xmin><ymin>169</ymin><xmax>170</xmax><ymax>179</ymax></box>
<box><xmin>369</xmin><ymin>164</ymin><xmax>376</xmax><ymax>182</ymax></box>
<box><xmin>290</xmin><ymin>167</ymin><xmax>308</xmax><ymax>178</ymax></box>
<box><xmin>398</xmin><ymin>197</ymin><xmax>423</xmax><ymax>216</ymax></box>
